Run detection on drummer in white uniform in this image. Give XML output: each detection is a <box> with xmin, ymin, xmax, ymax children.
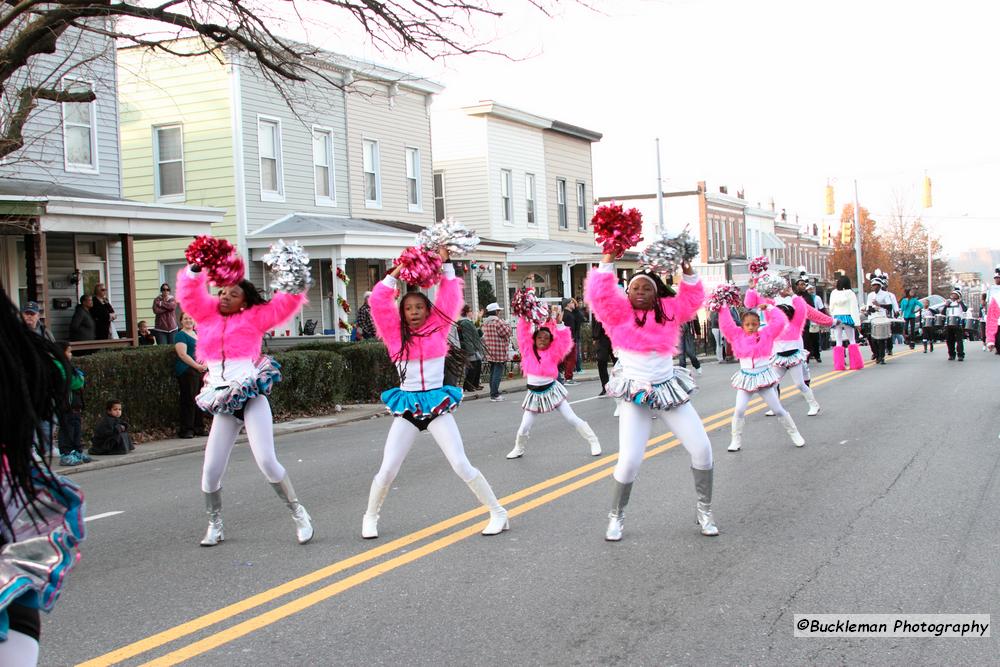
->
<box><xmin>943</xmin><ymin>286</ymin><xmax>967</xmax><ymax>361</ymax></box>
<box><xmin>865</xmin><ymin>271</ymin><xmax>896</xmax><ymax>363</ymax></box>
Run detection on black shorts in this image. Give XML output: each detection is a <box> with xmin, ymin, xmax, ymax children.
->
<box><xmin>6</xmin><ymin>603</ymin><xmax>40</xmax><ymax>641</ymax></box>
<box><xmin>400</xmin><ymin>412</ymin><xmax>439</xmax><ymax>432</ymax></box>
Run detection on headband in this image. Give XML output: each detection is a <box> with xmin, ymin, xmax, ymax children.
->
<box><xmin>628</xmin><ymin>273</ymin><xmax>658</xmax><ymax>290</ymax></box>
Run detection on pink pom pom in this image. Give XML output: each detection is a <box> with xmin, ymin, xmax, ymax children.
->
<box><xmin>185</xmin><ymin>236</ymin><xmax>234</xmax><ymax>269</ymax></box>
<box><xmin>707</xmin><ymin>283</ymin><xmax>742</xmax><ymax>312</ymax></box>
<box><xmin>393</xmin><ymin>247</ymin><xmax>443</xmax><ymax>289</ymax></box>
<box><xmin>749</xmin><ymin>256</ymin><xmax>769</xmax><ymax>277</ymax></box>
<box><xmin>592</xmin><ymin>203</ymin><xmax>644</xmax><ymax>259</ymax></box>
<box><xmin>210</xmin><ymin>253</ymin><xmax>245</xmax><ymax>287</ymax></box>
<box><xmin>511</xmin><ymin>288</ymin><xmax>548</xmax><ymax>325</ymax></box>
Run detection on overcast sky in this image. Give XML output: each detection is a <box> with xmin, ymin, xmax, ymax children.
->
<box><xmin>293</xmin><ymin>0</ymin><xmax>999</xmax><ymax>261</ymax></box>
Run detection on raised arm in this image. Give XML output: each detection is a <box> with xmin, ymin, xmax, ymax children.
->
<box><xmin>584</xmin><ymin>263</ymin><xmax>631</xmax><ymax>328</ymax></box>
<box><xmin>804</xmin><ymin>300</ymin><xmax>835</xmax><ymax>327</ymax></box>
<box><xmin>516</xmin><ymin>317</ymin><xmax>534</xmax><ymax>356</ymax></box>
<box><xmin>744</xmin><ymin>288</ymin><xmax>761</xmax><ymax>309</ymax></box>
<box><xmin>176</xmin><ymin>267</ymin><xmax>218</xmax><ymax>322</ymax></box>
<box><xmin>670</xmin><ymin>273</ymin><xmax>706</xmax><ymax>323</ymax></box>
<box><xmin>788</xmin><ymin>296</ymin><xmax>810</xmax><ymax>331</ymax></box>
<box><xmin>718</xmin><ymin>305</ymin><xmax>742</xmax><ymax>340</ymax></box>
<box><xmin>758</xmin><ymin>307</ymin><xmax>789</xmax><ymax>346</ymax></box>
<box><xmin>547</xmin><ymin>323</ymin><xmax>574</xmax><ymax>361</ymax></box>
<box><xmin>429</xmin><ymin>263</ymin><xmax>464</xmax><ymax>325</ymax></box>
<box><xmin>370</xmin><ymin>275</ymin><xmax>402</xmax><ymax>347</ymax></box>
<box><xmin>246</xmin><ymin>291</ymin><xmax>307</xmax><ymax>333</ymax></box>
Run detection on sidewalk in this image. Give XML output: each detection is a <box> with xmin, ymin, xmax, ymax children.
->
<box><xmin>55</xmin><ymin>371</ymin><xmax>608</xmax><ymax>475</ymax></box>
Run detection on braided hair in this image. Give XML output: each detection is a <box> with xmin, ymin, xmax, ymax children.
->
<box><xmin>627</xmin><ymin>271</ymin><xmax>676</xmax><ymax>327</ymax></box>
<box><xmin>0</xmin><ymin>289</ymin><xmax>68</xmax><ymax>536</ymax></box>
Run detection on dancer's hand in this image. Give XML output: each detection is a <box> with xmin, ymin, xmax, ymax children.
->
<box><xmin>389</xmin><ymin>264</ymin><xmax>402</xmax><ymax>278</ymax></box>
<box><xmin>681</xmin><ymin>260</ymin><xmax>694</xmax><ymax>275</ymax></box>
<box><xmin>601</xmin><ymin>253</ymin><xmax>615</xmax><ymax>263</ymax></box>
<box><xmin>438</xmin><ymin>247</ymin><xmax>450</xmax><ymax>263</ymax></box>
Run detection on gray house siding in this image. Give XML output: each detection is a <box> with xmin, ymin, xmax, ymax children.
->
<box><xmin>0</xmin><ymin>22</ymin><xmax>121</xmax><ymax>198</ymax></box>
<box><xmin>45</xmin><ymin>234</ymin><xmax>77</xmax><ymax>338</ymax></box>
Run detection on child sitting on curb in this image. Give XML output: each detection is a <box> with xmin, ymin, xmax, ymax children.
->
<box><xmin>90</xmin><ymin>399</ymin><xmax>134</xmax><ymax>456</ymax></box>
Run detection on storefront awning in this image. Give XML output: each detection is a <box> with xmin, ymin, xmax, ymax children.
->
<box><xmin>762</xmin><ymin>232</ymin><xmax>785</xmax><ymax>250</ymax></box>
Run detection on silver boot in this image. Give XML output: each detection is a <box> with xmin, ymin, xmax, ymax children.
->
<box><xmin>605</xmin><ymin>480</ymin><xmax>633</xmax><ymax>541</ymax></box>
<box><xmin>270</xmin><ymin>475</ymin><xmax>314</xmax><ymax>544</ymax></box>
<box><xmin>466</xmin><ymin>473</ymin><xmax>509</xmax><ymax>535</ymax></box>
<box><xmin>361</xmin><ymin>480</ymin><xmax>390</xmax><ymax>539</ymax></box>
<box><xmin>692</xmin><ymin>467</ymin><xmax>719</xmax><ymax>536</ymax></box>
<box><xmin>506</xmin><ymin>433</ymin><xmax>528</xmax><ymax>459</ymax></box>
<box><xmin>200</xmin><ymin>489</ymin><xmax>224</xmax><ymax>547</ymax></box>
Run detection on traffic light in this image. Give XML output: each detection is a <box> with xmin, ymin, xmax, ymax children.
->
<box><xmin>922</xmin><ymin>174</ymin><xmax>932</xmax><ymax>209</ymax></box>
<box><xmin>840</xmin><ymin>219</ymin><xmax>852</xmax><ymax>245</ymax></box>
<box><xmin>824</xmin><ymin>183</ymin><xmax>835</xmax><ymax>215</ymax></box>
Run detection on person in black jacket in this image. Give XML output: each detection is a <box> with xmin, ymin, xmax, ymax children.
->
<box><xmin>591</xmin><ymin>318</ymin><xmax>614</xmax><ymax>396</ymax></box>
<box><xmin>90</xmin><ymin>283</ymin><xmax>115</xmax><ymax>339</ymax></box>
<box><xmin>90</xmin><ymin>399</ymin><xmax>133</xmax><ymax>455</ymax></box>
<box><xmin>677</xmin><ymin>318</ymin><xmax>702</xmax><ymax>374</ymax></box>
<box><xmin>69</xmin><ymin>295</ymin><xmax>96</xmax><ymax>342</ymax></box>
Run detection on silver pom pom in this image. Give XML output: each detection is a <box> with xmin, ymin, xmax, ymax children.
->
<box><xmin>261</xmin><ymin>239</ymin><xmax>312</xmax><ymax>294</ymax></box>
<box><xmin>639</xmin><ymin>228</ymin><xmax>699</xmax><ymax>274</ymax></box>
<box><xmin>755</xmin><ymin>272</ymin><xmax>787</xmax><ymax>299</ymax></box>
<box><xmin>417</xmin><ymin>218</ymin><xmax>480</xmax><ymax>257</ymax></box>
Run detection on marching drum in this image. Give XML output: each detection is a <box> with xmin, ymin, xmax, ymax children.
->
<box><xmin>946</xmin><ymin>315</ymin><xmax>962</xmax><ymax>328</ymax></box>
<box><xmin>860</xmin><ymin>321</ymin><xmax>872</xmax><ymax>337</ymax></box>
<box><xmin>890</xmin><ymin>318</ymin><xmax>904</xmax><ymax>335</ymax></box>
<box><xmin>964</xmin><ymin>317</ymin><xmax>979</xmax><ymax>331</ymax></box>
<box><xmin>933</xmin><ymin>314</ymin><xmax>946</xmax><ymax>328</ymax></box>
<box><xmin>870</xmin><ymin>317</ymin><xmax>892</xmax><ymax>340</ymax></box>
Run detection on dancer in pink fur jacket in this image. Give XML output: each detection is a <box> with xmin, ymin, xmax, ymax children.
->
<box><xmin>177</xmin><ymin>265</ymin><xmax>313</xmax><ymax>547</ymax></box>
<box><xmin>585</xmin><ymin>253</ymin><xmax>717</xmax><ymax>542</ymax></box>
<box><xmin>769</xmin><ymin>296</ymin><xmax>834</xmax><ymax>417</ymax></box>
<box><xmin>361</xmin><ymin>248</ymin><xmax>508</xmax><ymax>539</ymax></box>
<box><xmin>505</xmin><ymin>316</ymin><xmax>602</xmax><ymax>460</ymax></box>
<box><xmin>719</xmin><ymin>305</ymin><xmax>806</xmax><ymax>451</ymax></box>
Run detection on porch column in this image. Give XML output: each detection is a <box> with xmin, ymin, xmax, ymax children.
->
<box><xmin>331</xmin><ymin>246</ymin><xmax>347</xmax><ymax>341</ymax></box>
<box><xmin>120</xmin><ymin>234</ymin><xmax>138</xmax><ymax>346</ymax></box>
<box><xmin>561</xmin><ymin>262</ymin><xmax>572</xmax><ymax>299</ymax></box>
<box><xmin>24</xmin><ymin>230</ymin><xmax>48</xmax><ymax>312</ymax></box>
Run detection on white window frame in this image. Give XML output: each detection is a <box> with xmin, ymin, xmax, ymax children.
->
<box><xmin>500</xmin><ymin>169</ymin><xmax>513</xmax><ymax>225</ymax></box>
<box><xmin>62</xmin><ymin>78</ymin><xmax>99</xmax><ymax>174</ymax></box>
<box><xmin>312</xmin><ymin>126</ymin><xmax>337</xmax><ymax>207</ymax></box>
<box><xmin>433</xmin><ymin>170</ymin><xmax>446</xmax><ymax>222</ymax></box>
<box><xmin>576</xmin><ymin>181</ymin><xmax>587</xmax><ymax>231</ymax></box>
<box><xmin>362</xmin><ymin>137</ymin><xmax>382</xmax><ymax>208</ymax></box>
<box><xmin>557</xmin><ymin>178</ymin><xmax>567</xmax><ymax>229</ymax></box>
<box><xmin>257</xmin><ymin>115</ymin><xmax>285</xmax><ymax>202</ymax></box>
<box><xmin>152</xmin><ymin>123</ymin><xmax>185</xmax><ymax>203</ymax></box>
<box><xmin>405</xmin><ymin>146</ymin><xmax>422</xmax><ymax>212</ymax></box>
<box><xmin>525</xmin><ymin>173</ymin><xmax>536</xmax><ymax>225</ymax></box>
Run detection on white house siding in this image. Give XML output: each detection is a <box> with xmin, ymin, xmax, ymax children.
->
<box><xmin>543</xmin><ymin>131</ymin><xmax>595</xmax><ymax>244</ymax></box>
<box><xmin>484</xmin><ymin>118</ymin><xmax>548</xmax><ymax>242</ymax></box>
<box><xmin>431</xmin><ymin>156</ymin><xmax>490</xmax><ymax>238</ymax></box>
<box><xmin>345</xmin><ymin>81</ymin><xmax>435</xmax><ymax>225</ymax></box>
<box><xmin>0</xmin><ymin>22</ymin><xmax>121</xmax><ymax>197</ymax></box>
<box><xmin>239</xmin><ymin>62</ymin><xmax>351</xmax><ymax>234</ymax></box>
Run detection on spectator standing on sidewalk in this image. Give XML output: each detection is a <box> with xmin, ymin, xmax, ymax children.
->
<box><xmin>91</xmin><ymin>283</ymin><xmax>116</xmax><ymax>339</ymax></box>
<box><xmin>55</xmin><ymin>341</ymin><xmax>89</xmax><ymax>466</ymax></box>
<box><xmin>592</xmin><ymin>317</ymin><xmax>613</xmax><ymax>396</ymax></box>
<box><xmin>561</xmin><ymin>298</ymin><xmax>584</xmax><ymax>379</ymax></box>
<box><xmin>458</xmin><ymin>304</ymin><xmax>484</xmax><ymax>391</ymax></box>
<box><xmin>174</xmin><ymin>313</ymin><xmax>207</xmax><ymax>439</ymax></box>
<box><xmin>677</xmin><ymin>318</ymin><xmax>703</xmax><ymax>375</ymax></box>
<box><xmin>709</xmin><ymin>309</ymin><xmax>725</xmax><ymax>362</ymax></box>
<box><xmin>21</xmin><ymin>301</ymin><xmax>54</xmax><ymax>342</ymax></box>
<box><xmin>481</xmin><ymin>302</ymin><xmax>512</xmax><ymax>401</ymax></box>
<box><xmin>355</xmin><ymin>291</ymin><xmax>377</xmax><ymax>340</ymax></box>
<box><xmin>69</xmin><ymin>295</ymin><xmax>96</xmax><ymax>342</ymax></box>
<box><xmin>152</xmin><ymin>283</ymin><xmax>179</xmax><ymax>345</ymax></box>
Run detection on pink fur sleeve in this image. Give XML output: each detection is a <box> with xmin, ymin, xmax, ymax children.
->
<box><xmin>247</xmin><ymin>292</ymin><xmax>307</xmax><ymax>332</ymax></box>
<box><xmin>719</xmin><ymin>305</ymin><xmax>741</xmax><ymax>340</ymax></box>
<box><xmin>429</xmin><ymin>266</ymin><xmax>464</xmax><ymax>326</ymax></box>
<box><xmin>176</xmin><ymin>268</ymin><xmax>217</xmax><ymax>322</ymax></box>
<box><xmin>670</xmin><ymin>275</ymin><xmax>706</xmax><ymax>322</ymax></box>
<box><xmin>988</xmin><ymin>298</ymin><xmax>999</xmax><ymax>344</ymax></box>
<box><xmin>516</xmin><ymin>317</ymin><xmax>533</xmax><ymax>355</ymax></box>
<box><xmin>548</xmin><ymin>324</ymin><xmax>574</xmax><ymax>361</ymax></box>
<box><xmin>370</xmin><ymin>279</ymin><xmax>401</xmax><ymax>348</ymax></box>
<box><xmin>744</xmin><ymin>288</ymin><xmax>761</xmax><ymax>309</ymax></box>
<box><xmin>758</xmin><ymin>307</ymin><xmax>789</xmax><ymax>346</ymax></box>
<box><xmin>788</xmin><ymin>296</ymin><xmax>809</xmax><ymax>331</ymax></box>
<box><xmin>585</xmin><ymin>266</ymin><xmax>630</xmax><ymax>328</ymax></box>
<box><xmin>805</xmin><ymin>302</ymin><xmax>834</xmax><ymax>327</ymax></box>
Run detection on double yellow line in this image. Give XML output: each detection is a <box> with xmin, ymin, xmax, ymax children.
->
<box><xmin>80</xmin><ymin>354</ymin><xmax>906</xmax><ymax>666</ymax></box>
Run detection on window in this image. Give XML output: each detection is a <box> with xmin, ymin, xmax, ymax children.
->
<box><xmin>258</xmin><ymin>118</ymin><xmax>283</xmax><ymax>200</ymax></box>
<box><xmin>500</xmin><ymin>169</ymin><xmax>512</xmax><ymax>224</ymax></box>
<box><xmin>576</xmin><ymin>182</ymin><xmax>587</xmax><ymax>230</ymax></box>
<box><xmin>63</xmin><ymin>80</ymin><xmax>97</xmax><ymax>172</ymax></box>
<box><xmin>363</xmin><ymin>138</ymin><xmax>381</xmax><ymax>207</ymax></box>
<box><xmin>153</xmin><ymin>124</ymin><xmax>184</xmax><ymax>201</ymax></box>
<box><xmin>557</xmin><ymin>178</ymin><xmax>567</xmax><ymax>229</ymax></box>
<box><xmin>525</xmin><ymin>173</ymin><xmax>536</xmax><ymax>225</ymax></box>
<box><xmin>405</xmin><ymin>147</ymin><xmax>421</xmax><ymax>211</ymax></box>
<box><xmin>312</xmin><ymin>128</ymin><xmax>335</xmax><ymax>205</ymax></box>
<box><xmin>433</xmin><ymin>171</ymin><xmax>446</xmax><ymax>222</ymax></box>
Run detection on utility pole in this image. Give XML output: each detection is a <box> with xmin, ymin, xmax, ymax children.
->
<box><xmin>853</xmin><ymin>180</ymin><xmax>864</xmax><ymax>307</ymax></box>
<box><xmin>655</xmin><ymin>138</ymin><xmax>665</xmax><ymax>234</ymax></box>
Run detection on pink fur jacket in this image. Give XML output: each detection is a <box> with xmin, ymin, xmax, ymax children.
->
<box><xmin>776</xmin><ymin>295</ymin><xmax>835</xmax><ymax>342</ymax></box>
<box><xmin>987</xmin><ymin>295</ymin><xmax>999</xmax><ymax>344</ymax></box>
<box><xmin>584</xmin><ymin>264</ymin><xmax>704</xmax><ymax>356</ymax></box>
<box><xmin>370</xmin><ymin>264</ymin><xmax>463</xmax><ymax>360</ymax></box>
<box><xmin>176</xmin><ymin>268</ymin><xmax>306</xmax><ymax>362</ymax></box>
<box><xmin>719</xmin><ymin>305</ymin><xmax>789</xmax><ymax>361</ymax></box>
<box><xmin>516</xmin><ymin>317</ymin><xmax>573</xmax><ymax>379</ymax></box>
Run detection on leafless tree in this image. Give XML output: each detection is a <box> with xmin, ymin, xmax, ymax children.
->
<box><xmin>0</xmin><ymin>0</ymin><xmax>577</xmax><ymax>161</ymax></box>
<box><xmin>882</xmin><ymin>189</ymin><xmax>951</xmax><ymax>297</ymax></box>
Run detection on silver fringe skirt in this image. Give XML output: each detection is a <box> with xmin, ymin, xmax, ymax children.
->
<box><xmin>606</xmin><ymin>367</ymin><xmax>698</xmax><ymax>411</ymax></box>
<box><xmin>521</xmin><ymin>380</ymin><xmax>568</xmax><ymax>414</ymax></box>
<box><xmin>730</xmin><ymin>365</ymin><xmax>780</xmax><ymax>392</ymax></box>
<box><xmin>196</xmin><ymin>356</ymin><xmax>282</xmax><ymax>416</ymax></box>
<box><xmin>770</xmin><ymin>348</ymin><xmax>810</xmax><ymax>368</ymax></box>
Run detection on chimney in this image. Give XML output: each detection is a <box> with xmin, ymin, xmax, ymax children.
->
<box><xmin>768</xmin><ymin>197</ymin><xmax>775</xmax><ymax>211</ymax></box>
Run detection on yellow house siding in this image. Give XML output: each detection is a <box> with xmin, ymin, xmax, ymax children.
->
<box><xmin>543</xmin><ymin>131</ymin><xmax>596</xmax><ymax>244</ymax></box>
<box><xmin>118</xmin><ymin>46</ymin><xmax>236</xmax><ymax>324</ymax></box>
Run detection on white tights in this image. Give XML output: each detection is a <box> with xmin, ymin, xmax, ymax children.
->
<box><xmin>517</xmin><ymin>402</ymin><xmax>586</xmax><ymax>436</ymax></box>
<box><xmin>775</xmin><ymin>363</ymin><xmax>815</xmax><ymax>399</ymax></box>
<box><xmin>734</xmin><ymin>387</ymin><xmax>786</xmax><ymax>419</ymax></box>
<box><xmin>373</xmin><ymin>413</ymin><xmax>478</xmax><ymax>486</ymax></box>
<box><xmin>201</xmin><ymin>395</ymin><xmax>286</xmax><ymax>493</ymax></box>
<box><xmin>833</xmin><ymin>321</ymin><xmax>856</xmax><ymax>345</ymax></box>
<box><xmin>613</xmin><ymin>401</ymin><xmax>713</xmax><ymax>484</ymax></box>
<box><xmin>0</xmin><ymin>630</ymin><xmax>39</xmax><ymax>665</ymax></box>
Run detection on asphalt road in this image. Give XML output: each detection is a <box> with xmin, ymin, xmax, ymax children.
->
<box><xmin>43</xmin><ymin>347</ymin><xmax>998</xmax><ymax>666</ymax></box>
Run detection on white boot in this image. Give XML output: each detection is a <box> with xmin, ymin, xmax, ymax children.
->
<box><xmin>270</xmin><ymin>475</ymin><xmax>314</xmax><ymax>544</ymax></box>
<box><xmin>779</xmin><ymin>414</ymin><xmax>806</xmax><ymax>447</ymax></box>
<box><xmin>728</xmin><ymin>417</ymin><xmax>745</xmax><ymax>452</ymax></box>
<box><xmin>764</xmin><ymin>409</ymin><xmax>775</xmax><ymax>417</ymax></box>
<box><xmin>804</xmin><ymin>389</ymin><xmax>820</xmax><ymax>416</ymax></box>
<box><xmin>576</xmin><ymin>422</ymin><xmax>602</xmax><ymax>456</ymax></box>
<box><xmin>466</xmin><ymin>473</ymin><xmax>509</xmax><ymax>535</ymax></box>
<box><xmin>506</xmin><ymin>433</ymin><xmax>528</xmax><ymax>459</ymax></box>
<box><xmin>361</xmin><ymin>480</ymin><xmax>390</xmax><ymax>539</ymax></box>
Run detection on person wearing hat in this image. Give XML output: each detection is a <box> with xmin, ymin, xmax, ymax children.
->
<box><xmin>20</xmin><ymin>301</ymin><xmax>54</xmax><ymax>342</ymax></box>
<box><xmin>943</xmin><ymin>287</ymin><xmax>967</xmax><ymax>361</ymax></box>
<box><xmin>481</xmin><ymin>302</ymin><xmax>512</xmax><ymax>401</ymax></box>
<box><xmin>865</xmin><ymin>271</ymin><xmax>897</xmax><ymax>361</ymax></box>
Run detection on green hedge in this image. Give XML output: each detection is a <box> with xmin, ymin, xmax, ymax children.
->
<box><xmin>291</xmin><ymin>340</ymin><xmax>397</xmax><ymax>402</ymax></box>
<box><xmin>73</xmin><ymin>346</ymin><xmax>346</xmax><ymax>438</ymax></box>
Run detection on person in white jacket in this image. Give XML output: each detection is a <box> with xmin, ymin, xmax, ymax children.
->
<box><xmin>828</xmin><ymin>274</ymin><xmax>864</xmax><ymax>371</ymax></box>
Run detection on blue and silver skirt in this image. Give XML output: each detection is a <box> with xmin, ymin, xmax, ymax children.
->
<box><xmin>731</xmin><ymin>366</ymin><xmax>780</xmax><ymax>392</ymax></box>
<box><xmin>833</xmin><ymin>315</ymin><xmax>856</xmax><ymax>327</ymax></box>
<box><xmin>771</xmin><ymin>348</ymin><xmax>810</xmax><ymax>368</ymax></box>
<box><xmin>196</xmin><ymin>356</ymin><xmax>281</xmax><ymax>416</ymax></box>
<box><xmin>521</xmin><ymin>380</ymin><xmax>568</xmax><ymax>414</ymax></box>
<box><xmin>381</xmin><ymin>385</ymin><xmax>463</xmax><ymax>419</ymax></box>
<box><xmin>606</xmin><ymin>368</ymin><xmax>698</xmax><ymax>411</ymax></box>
